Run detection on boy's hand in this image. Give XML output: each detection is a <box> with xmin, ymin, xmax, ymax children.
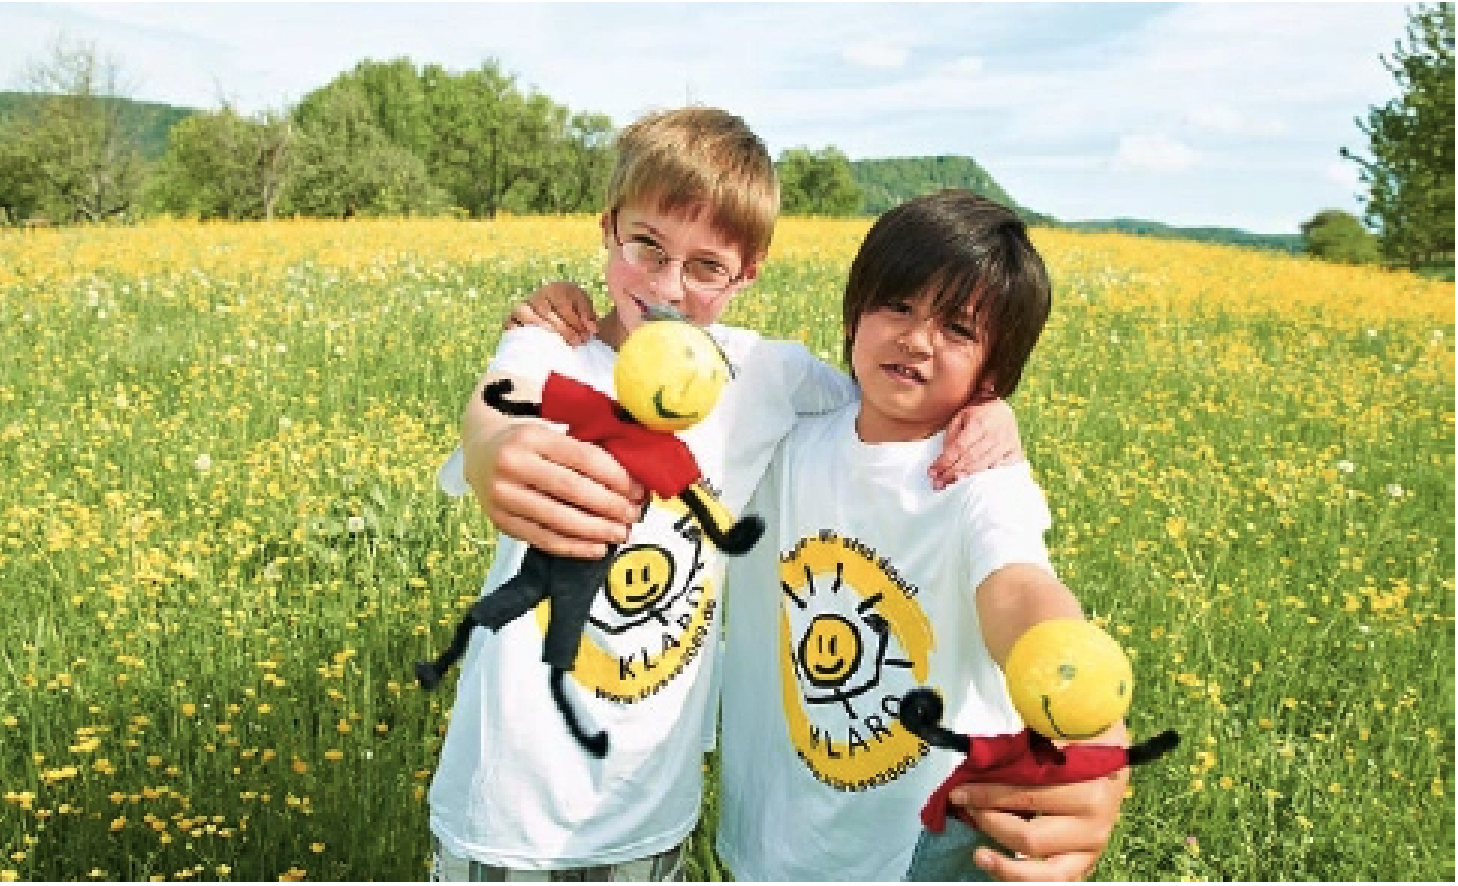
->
<box><xmin>505</xmin><ymin>281</ymin><xmax>599</xmax><ymax>346</ymax></box>
<box><xmin>930</xmin><ymin>397</ymin><xmax>1024</xmax><ymax>489</ymax></box>
<box><xmin>466</xmin><ymin>421</ymin><xmax>645</xmax><ymax>560</ymax></box>
<box><xmin>947</xmin><ymin>724</ymin><xmax>1130</xmax><ymax>882</ymax></box>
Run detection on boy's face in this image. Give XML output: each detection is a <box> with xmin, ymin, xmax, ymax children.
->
<box><xmin>848</xmin><ymin>292</ymin><xmax>991</xmax><ymax>444</ymax></box>
<box><xmin>599</xmin><ymin>200</ymin><xmax>760</xmax><ymax>339</ymax></box>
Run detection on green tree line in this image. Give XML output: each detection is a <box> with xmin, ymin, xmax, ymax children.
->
<box><xmin>0</xmin><ymin>43</ymin><xmax>618</xmax><ymax>223</ymax></box>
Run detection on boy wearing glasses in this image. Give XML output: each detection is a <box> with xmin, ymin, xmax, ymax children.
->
<box><xmin>427</xmin><ymin>107</ymin><xmax>1020</xmax><ymax>881</ymax></box>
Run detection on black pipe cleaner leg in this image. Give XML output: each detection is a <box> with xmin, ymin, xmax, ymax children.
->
<box><xmin>415</xmin><ymin>613</ymin><xmax>480</xmax><ymax>690</ymax></box>
<box><xmin>551</xmin><ymin>667</ymin><xmax>608</xmax><ymax>758</ymax></box>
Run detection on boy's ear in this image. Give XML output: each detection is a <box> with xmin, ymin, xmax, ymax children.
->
<box><xmin>972</xmin><ymin>373</ymin><xmax>999</xmax><ymax>403</ymax></box>
<box><xmin>599</xmin><ymin>212</ymin><xmax>613</xmax><ymax>248</ymax></box>
<box><xmin>736</xmin><ymin>257</ymin><xmax>762</xmax><ymax>287</ymax></box>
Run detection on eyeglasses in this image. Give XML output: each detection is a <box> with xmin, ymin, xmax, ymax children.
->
<box><xmin>610</xmin><ymin>210</ymin><xmax>744</xmax><ymax>295</ymax></box>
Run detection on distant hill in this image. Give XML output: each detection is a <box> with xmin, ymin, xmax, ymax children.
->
<box><xmin>1062</xmin><ymin>218</ymin><xmax>1303</xmax><ymax>254</ymax></box>
<box><xmin>0</xmin><ymin>91</ymin><xmax>195</xmax><ymax>160</ymax></box>
<box><xmin>850</xmin><ymin>155</ymin><xmax>1055</xmax><ymax>227</ymax></box>
<box><xmin>849</xmin><ymin>155</ymin><xmax>1298</xmax><ymax>253</ymax></box>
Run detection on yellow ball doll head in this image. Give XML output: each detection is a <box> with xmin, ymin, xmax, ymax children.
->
<box><xmin>615</xmin><ymin>314</ymin><xmax>730</xmax><ymax>432</ymax></box>
<box><xmin>1003</xmin><ymin>618</ymin><xmax>1134</xmax><ymax>741</ymax></box>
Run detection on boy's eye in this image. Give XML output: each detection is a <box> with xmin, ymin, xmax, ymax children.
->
<box><xmin>945</xmin><ymin>321</ymin><xmax>979</xmax><ymax>342</ymax></box>
<box><xmin>631</xmin><ymin>237</ymin><xmax>669</xmax><ymax>265</ymax></box>
<box><xmin>684</xmin><ymin>258</ymin><xmax>732</xmax><ymax>284</ymax></box>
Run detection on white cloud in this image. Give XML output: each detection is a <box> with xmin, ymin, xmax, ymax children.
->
<box><xmin>1184</xmin><ymin>104</ymin><xmax>1286</xmax><ymax>138</ymax></box>
<box><xmin>842</xmin><ymin>40</ymin><xmax>909</xmax><ymax>70</ymax></box>
<box><xmin>1113</xmin><ymin>132</ymin><xmax>1201</xmax><ymax>174</ymax></box>
<box><xmin>938</xmin><ymin>55</ymin><xmax>984</xmax><ymax>77</ymax></box>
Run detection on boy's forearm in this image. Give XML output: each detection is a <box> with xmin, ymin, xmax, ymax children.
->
<box><xmin>977</xmin><ymin>565</ymin><xmax>1134</xmax><ymax>747</ymax></box>
<box><xmin>975</xmin><ymin>563</ymin><xmax>1084</xmax><ymax>667</ymax></box>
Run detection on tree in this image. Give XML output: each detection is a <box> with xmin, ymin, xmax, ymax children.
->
<box><xmin>4</xmin><ymin>35</ymin><xmax>147</xmax><ymax>222</ymax></box>
<box><xmin>777</xmin><ymin>147</ymin><xmax>861</xmax><ymax>216</ymax></box>
<box><xmin>146</xmin><ymin>106</ymin><xmax>294</xmax><ymax>220</ymax></box>
<box><xmin>287</xmin><ymin>83</ymin><xmax>446</xmax><ymax>217</ymax></box>
<box><xmin>421</xmin><ymin>61</ymin><xmax>558</xmax><ymax>218</ymax></box>
<box><xmin>527</xmin><ymin>110</ymin><xmax>614</xmax><ymax>214</ymax></box>
<box><xmin>0</xmin><ymin>130</ymin><xmax>43</xmax><ymax>223</ymax></box>
<box><xmin>1300</xmin><ymin>209</ymin><xmax>1382</xmax><ymax>265</ymax></box>
<box><xmin>1341</xmin><ymin>3</ymin><xmax>1455</xmax><ymax>271</ymax></box>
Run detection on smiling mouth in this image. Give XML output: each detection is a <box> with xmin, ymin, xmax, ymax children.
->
<box><xmin>882</xmin><ymin>363</ymin><xmax>926</xmax><ymax>383</ymax></box>
<box><xmin>1041</xmin><ymin>696</ymin><xmax>1107</xmax><ymax>741</ymax></box>
<box><xmin>652</xmin><ymin>387</ymin><xmax>693</xmax><ymax>419</ymax></box>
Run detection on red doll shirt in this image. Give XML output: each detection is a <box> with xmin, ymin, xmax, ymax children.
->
<box><xmin>540</xmin><ymin>372</ymin><xmax>703</xmax><ymax>499</ymax></box>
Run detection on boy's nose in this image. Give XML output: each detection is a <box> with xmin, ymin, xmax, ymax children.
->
<box><xmin>898</xmin><ymin>320</ymin><xmax>935</xmax><ymax>355</ymax></box>
<box><xmin>646</xmin><ymin>271</ymin><xmax>687</xmax><ymax>304</ymax></box>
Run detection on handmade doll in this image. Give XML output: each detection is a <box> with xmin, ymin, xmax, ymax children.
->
<box><xmin>416</xmin><ymin>313</ymin><xmax>762</xmax><ymax>757</ymax></box>
<box><xmin>898</xmin><ymin>618</ymin><xmax>1180</xmax><ymax>832</ymax></box>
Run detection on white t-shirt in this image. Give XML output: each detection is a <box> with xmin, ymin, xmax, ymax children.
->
<box><xmin>430</xmin><ymin>325</ymin><xmax>853</xmax><ymax>869</ymax></box>
<box><xmin>716</xmin><ymin>402</ymin><xmax>1056</xmax><ymax>882</ymax></box>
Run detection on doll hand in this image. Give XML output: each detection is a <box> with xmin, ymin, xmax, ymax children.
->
<box><xmin>466</xmin><ymin>421</ymin><xmax>645</xmax><ymax>560</ymax></box>
<box><xmin>505</xmin><ymin>281</ymin><xmax>599</xmax><ymax>345</ymax></box>
<box><xmin>930</xmin><ymin>397</ymin><xmax>1024</xmax><ymax>490</ymax></box>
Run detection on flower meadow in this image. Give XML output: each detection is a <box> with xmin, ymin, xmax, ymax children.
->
<box><xmin>1</xmin><ymin>217</ymin><xmax>1452</xmax><ymax>882</ymax></box>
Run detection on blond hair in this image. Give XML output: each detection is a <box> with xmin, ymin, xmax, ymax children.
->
<box><xmin>606</xmin><ymin>107</ymin><xmax>779</xmax><ymax>264</ymax></box>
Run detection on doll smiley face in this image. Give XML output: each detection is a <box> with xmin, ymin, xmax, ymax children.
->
<box><xmin>604</xmin><ymin>546</ymin><xmax>677</xmax><ymax>617</ymax></box>
<box><xmin>1004</xmin><ymin>618</ymin><xmax>1134</xmax><ymax>740</ymax></box>
<box><xmin>798</xmin><ymin>614</ymin><xmax>863</xmax><ymax>689</ymax></box>
<box><xmin>615</xmin><ymin>320</ymin><xmax>730</xmax><ymax>432</ymax></box>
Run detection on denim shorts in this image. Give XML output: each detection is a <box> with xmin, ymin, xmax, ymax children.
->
<box><xmin>902</xmin><ymin>817</ymin><xmax>996</xmax><ymax>882</ymax></box>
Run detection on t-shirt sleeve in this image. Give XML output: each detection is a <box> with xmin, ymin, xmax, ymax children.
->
<box><xmin>763</xmin><ymin>340</ymin><xmax>856</xmax><ymax>416</ymax></box>
<box><xmin>488</xmin><ymin>325</ymin><xmax>578</xmax><ymax>378</ymax></box>
<box><xmin>959</xmin><ymin>464</ymin><xmax>1057</xmax><ymax>597</ymax></box>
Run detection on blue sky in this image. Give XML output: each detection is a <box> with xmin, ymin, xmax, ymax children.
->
<box><xmin>0</xmin><ymin>2</ymin><xmax>1416</xmax><ymax>234</ymax></box>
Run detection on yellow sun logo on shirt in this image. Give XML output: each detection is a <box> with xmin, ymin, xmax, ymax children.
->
<box><xmin>778</xmin><ymin>532</ymin><xmax>934</xmax><ymax>791</ymax></box>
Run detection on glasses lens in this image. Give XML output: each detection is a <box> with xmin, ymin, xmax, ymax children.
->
<box><xmin>621</xmin><ymin>239</ymin><xmax>660</xmax><ymax>271</ymax></box>
<box><xmin>683</xmin><ymin>260</ymin><xmax>733</xmax><ymax>292</ymax></box>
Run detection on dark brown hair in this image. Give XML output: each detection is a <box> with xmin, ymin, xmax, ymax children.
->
<box><xmin>842</xmin><ymin>190</ymin><xmax>1052</xmax><ymax>400</ymax></box>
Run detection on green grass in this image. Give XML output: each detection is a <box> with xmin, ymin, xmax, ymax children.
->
<box><xmin>1</xmin><ymin>222</ymin><xmax>1452</xmax><ymax>882</ymax></box>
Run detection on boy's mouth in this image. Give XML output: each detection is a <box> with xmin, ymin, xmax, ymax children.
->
<box><xmin>882</xmin><ymin>362</ymin><xmax>926</xmax><ymax>384</ymax></box>
<box><xmin>632</xmin><ymin>295</ymin><xmax>687</xmax><ymax>323</ymax></box>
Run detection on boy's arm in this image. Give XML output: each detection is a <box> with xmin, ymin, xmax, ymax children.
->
<box><xmin>958</xmin><ymin>564</ymin><xmax>1129</xmax><ymax>881</ymax></box>
<box><xmin>461</xmin><ymin>368</ymin><xmax>642</xmax><ymax>559</ymax></box>
<box><xmin>932</xmin><ymin>398</ymin><xmax>1024</xmax><ymax>489</ymax></box>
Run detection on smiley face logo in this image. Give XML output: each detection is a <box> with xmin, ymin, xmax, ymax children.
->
<box><xmin>604</xmin><ymin>545</ymin><xmax>677</xmax><ymax>618</ymax></box>
<box><xmin>799</xmin><ymin>614</ymin><xmax>862</xmax><ymax>688</ymax></box>
<box><xmin>785</xmin><ymin>561</ymin><xmax>896</xmax><ymax>717</ymax></box>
